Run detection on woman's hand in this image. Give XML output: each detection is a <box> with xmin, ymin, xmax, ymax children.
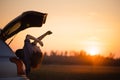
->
<box><xmin>26</xmin><ymin>34</ymin><xmax>44</xmax><ymax>46</ymax></box>
<box><xmin>46</xmin><ymin>30</ymin><xmax>52</xmax><ymax>35</ymax></box>
<box><xmin>37</xmin><ymin>40</ymin><xmax>44</xmax><ymax>47</ymax></box>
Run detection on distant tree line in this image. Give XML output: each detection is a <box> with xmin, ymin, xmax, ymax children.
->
<box><xmin>42</xmin><ymin>50</ymin><xmax>120</xmax><ymax>66</ymax></box>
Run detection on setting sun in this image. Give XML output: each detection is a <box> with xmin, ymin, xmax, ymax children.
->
<box><xmin>81</xmin><ymin>37</ymin><xmax>102</xmax><ymax>56</ymax></box>
<box><xmin>87</xmin><ymin>46</ymin><xmax>100</xmax><ymax>56</ymax></box>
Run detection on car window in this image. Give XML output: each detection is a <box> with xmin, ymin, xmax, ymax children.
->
<box><xmin>5</xmin><ymin>22</ymin><xmax>21</xmax><ymax>36</ymax></box>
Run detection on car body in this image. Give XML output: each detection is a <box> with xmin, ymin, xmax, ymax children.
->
<box><xmin>0</xmin><ymin>11</ymin><xmax>47</xmax><ymax>80</ymax></box>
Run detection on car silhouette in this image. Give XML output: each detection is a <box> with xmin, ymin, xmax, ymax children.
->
<box><xmin>0</xmin><ymin>11</ymin><xmax>47</xmax><ymax>80</ymax></box>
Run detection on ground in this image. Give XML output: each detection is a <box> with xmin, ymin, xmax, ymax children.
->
<box><xmin>29</xmin><ymin>65</ymin><xmax>120</xmax><ymax>80</ymax></box>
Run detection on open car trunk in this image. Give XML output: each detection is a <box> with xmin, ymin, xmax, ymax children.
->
<box><xmin>0</xmin><ymin>11</ymin><xmax>47</xmax><ymax>41</ymax></box>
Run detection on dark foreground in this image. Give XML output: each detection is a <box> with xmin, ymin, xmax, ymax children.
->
<box><xmin>29</xmin><ymin>65</ymin><xmax>120</xmax><ymax>80</ymax></box>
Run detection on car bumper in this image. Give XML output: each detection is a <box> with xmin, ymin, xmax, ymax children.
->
<box><xmin>0</xmin><ymin>76</ymin><xmax>29</xmax><ymax>80</ymax></box>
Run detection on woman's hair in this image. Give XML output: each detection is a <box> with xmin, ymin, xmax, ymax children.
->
<box><xmin>30</xmin><ymin>51</ymin><xmax>43</xmax><ymax>68</ymax></box>
<box><xmin>15</xmin><ymin>49</ymin><xmax>24</xmax><ymax>60</ymax></box>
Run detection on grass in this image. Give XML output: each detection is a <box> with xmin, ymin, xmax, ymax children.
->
<box><xmin>29</xmin><ymin>65</ymin><xmax>120</xmax><ymax>80</ymax></box>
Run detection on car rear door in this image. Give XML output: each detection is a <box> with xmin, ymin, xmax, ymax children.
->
<box><xmin>0</xmin><ymin>11</ymin><xmax>47</xmax><ymax>41</ymax></box>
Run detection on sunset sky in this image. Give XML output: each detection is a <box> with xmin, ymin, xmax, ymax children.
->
<box><xmin>0</xmin><ymin>0</ymin><xmax>120</xmax><ymax>58</ymax></box>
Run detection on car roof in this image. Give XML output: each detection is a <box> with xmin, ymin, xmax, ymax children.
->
<box><xmin>0</xmin><ymin>40</ymin><xmax>15</xmax><ymax>57</ymax></box>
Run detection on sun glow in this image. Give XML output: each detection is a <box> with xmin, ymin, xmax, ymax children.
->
<box><xmin>87</xmin><ymin>46</ymin><xmax>100</xmax><ymax>56</ymax></box>
<box><xmin>82</xmin><ymin>37</ymin><xmax>102</xmax><ymax>56</ymax></box>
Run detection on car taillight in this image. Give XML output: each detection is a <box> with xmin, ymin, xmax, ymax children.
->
<box><xmin>9</xmin><ymin>57</ymin><xmax>26</xmax><ymax>75</ymax></box>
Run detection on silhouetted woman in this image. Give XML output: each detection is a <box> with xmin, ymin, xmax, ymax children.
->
<box><xmin>15</xmin><ymin>31</ymin><xmax>52</xmax><ymax>75</ymax></box>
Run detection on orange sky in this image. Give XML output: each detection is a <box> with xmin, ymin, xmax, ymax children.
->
<box><xmin>0</xmin><ymin>0</ymin><xmax>120</xmax><ymax>58</ymax></box>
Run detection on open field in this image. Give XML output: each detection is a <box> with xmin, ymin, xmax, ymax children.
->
<box><xmin>29</xmin><ymin>65</ymin><xmax>120</xmax><ymax>80</ymax></box>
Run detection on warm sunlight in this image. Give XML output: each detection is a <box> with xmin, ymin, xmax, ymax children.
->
<box><xmin>87</xmin><ymin>46</ymin><xmax>100</xmax><ymax>56</ymax></box>
<box><xmin>1</xmin><ymin>0</ymin><xmax>120</xmax><ymax>58</ymax></box>
<box><xmin>81</xmin><ymin>37</ymin><xmax>102</xmax><ymax>56</ymax></box>
<box><xmin>0</xmin><ymin>0</ymin><xmax>120</xmax><ymax>80</ymax></box>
